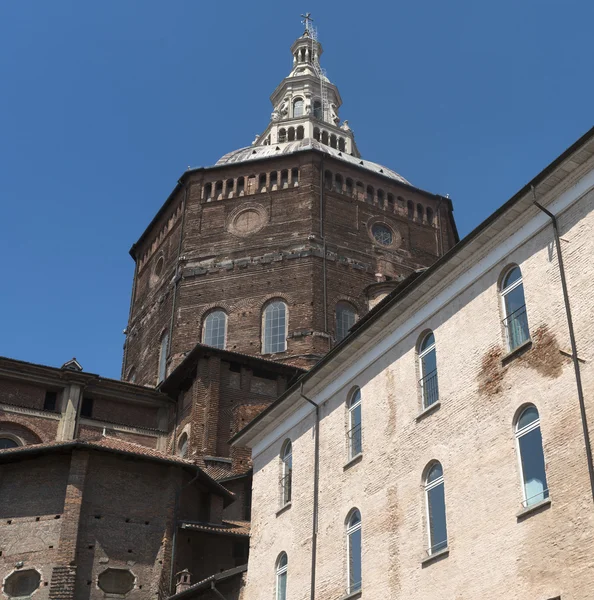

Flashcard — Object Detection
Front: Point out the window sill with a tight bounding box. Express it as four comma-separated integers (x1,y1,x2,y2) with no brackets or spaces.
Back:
421,547,449,567
275,502,292,517
343,453,363,471
501,339,532,365
340,589,362,600
415,401,441,422
516,497,551,521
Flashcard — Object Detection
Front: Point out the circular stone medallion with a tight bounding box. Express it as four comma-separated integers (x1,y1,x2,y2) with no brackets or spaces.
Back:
227,204,268,237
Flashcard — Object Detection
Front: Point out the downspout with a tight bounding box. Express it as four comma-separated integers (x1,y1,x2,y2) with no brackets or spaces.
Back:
167,181,189,359
170,470,200,594
533,188,594,503
300,383,320,600
319,155,328,339
210,581,229,600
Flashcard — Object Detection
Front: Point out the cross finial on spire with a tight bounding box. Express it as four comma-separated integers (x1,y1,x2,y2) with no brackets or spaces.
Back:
301,12,314,34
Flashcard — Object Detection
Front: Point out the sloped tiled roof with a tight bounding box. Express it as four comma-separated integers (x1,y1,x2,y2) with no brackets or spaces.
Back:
167,565,247,600
180,520,250,537
0,437,234,503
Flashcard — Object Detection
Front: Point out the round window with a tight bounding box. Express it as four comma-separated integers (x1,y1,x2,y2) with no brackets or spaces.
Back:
98,569,135,595
5,569,41,597
371,223,393,246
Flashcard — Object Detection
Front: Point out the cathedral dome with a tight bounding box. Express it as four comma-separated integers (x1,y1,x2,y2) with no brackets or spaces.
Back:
215,139,411,185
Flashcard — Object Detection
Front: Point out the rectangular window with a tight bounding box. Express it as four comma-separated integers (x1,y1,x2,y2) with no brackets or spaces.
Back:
43,391,58,412
427,482,447,553
80,397,93,418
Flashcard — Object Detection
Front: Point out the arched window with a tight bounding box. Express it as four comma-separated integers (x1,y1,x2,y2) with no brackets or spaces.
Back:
313,127,320,141
417,203,424,221
345,178,354,197
418,332,439,409
387,193,395,212
321,131,329,145
0,437,19,449
336,302,356,343
226,178,235,198
276,552,288,600
263,300,288,354
500,266,530,351
288,127,295,142
178,433,188,458
377,189,385,208
334,174,343,194
204,182,212,201
426,207,434,225
296,125,304,140
338,137,346,152
347,388,362,459
291,167,299,186
313,100,323,119
355,182,364,201
258,173,267,192
516,406,549,507
158,332,168,384
293,97,304,117
346,509,362,594
366,186,374,204
425,462,447,554
270,171,278,189
215,180,223,200
407,200,414,219
237,176,245,196
281,169,289,188
280,440,292,505
202,310,227,349
330,134,337,149
278,129,287,143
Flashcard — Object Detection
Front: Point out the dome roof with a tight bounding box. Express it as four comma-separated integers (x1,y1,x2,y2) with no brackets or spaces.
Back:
215,139,411,185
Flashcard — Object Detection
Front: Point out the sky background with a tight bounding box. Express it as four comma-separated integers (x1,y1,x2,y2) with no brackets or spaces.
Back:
0,0,592,379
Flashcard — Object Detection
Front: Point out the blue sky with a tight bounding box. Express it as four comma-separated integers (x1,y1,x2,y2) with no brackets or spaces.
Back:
0,1,592,378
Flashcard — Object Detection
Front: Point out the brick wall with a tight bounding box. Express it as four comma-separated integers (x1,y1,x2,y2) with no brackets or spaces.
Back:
124,152,456,386
243,172,594,598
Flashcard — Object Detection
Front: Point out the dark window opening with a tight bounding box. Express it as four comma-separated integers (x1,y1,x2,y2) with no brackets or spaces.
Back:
44,391,58,412
81,397,93,418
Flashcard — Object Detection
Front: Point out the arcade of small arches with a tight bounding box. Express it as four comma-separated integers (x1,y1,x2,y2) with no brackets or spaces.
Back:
323,169,436,226
203,168,300,201
261,125,348,151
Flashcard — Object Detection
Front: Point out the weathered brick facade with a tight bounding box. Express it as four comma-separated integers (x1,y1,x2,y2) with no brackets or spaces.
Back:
235,129,594,599
0,25,461,600
123,153,457,386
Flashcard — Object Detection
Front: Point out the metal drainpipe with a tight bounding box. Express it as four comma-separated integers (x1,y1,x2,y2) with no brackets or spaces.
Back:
300,383,320,600
210,581,229,600
533,189,594,503
319,155,328,338
170,471,200,594
167,181,189,359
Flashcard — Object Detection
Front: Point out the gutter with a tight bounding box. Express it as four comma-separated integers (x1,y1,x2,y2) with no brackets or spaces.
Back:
300,383,320,600
533,191,594,503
